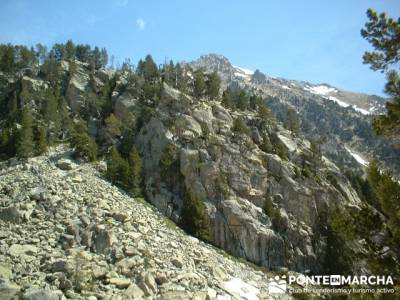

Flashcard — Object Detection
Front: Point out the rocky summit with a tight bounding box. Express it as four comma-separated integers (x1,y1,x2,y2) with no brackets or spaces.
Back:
0,146,292,299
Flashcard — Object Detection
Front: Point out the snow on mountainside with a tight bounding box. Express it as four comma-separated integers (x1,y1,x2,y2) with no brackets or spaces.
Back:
302,84,378,115
304,84,338,95
192,54,387,116
345,147,369,166
190,54,400,177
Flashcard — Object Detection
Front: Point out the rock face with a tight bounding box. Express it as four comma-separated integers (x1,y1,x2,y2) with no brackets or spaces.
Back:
0,147,292,299
133,82,363,274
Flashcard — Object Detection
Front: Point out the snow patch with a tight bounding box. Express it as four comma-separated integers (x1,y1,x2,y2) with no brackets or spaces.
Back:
234,72,250,79
222,278,259,300
233,65,254,75
328,96,349,108
352,105,370,115
345,147,368,166
281,85,291,90
304,85,337,95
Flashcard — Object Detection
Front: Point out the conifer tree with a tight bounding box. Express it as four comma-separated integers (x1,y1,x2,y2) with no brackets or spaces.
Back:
180,188,211,242
361,9,400,142
236,90,249,111
232,117,250,135
106,146,128,185
126,145,143,196
284,108,300,135
103,113,121,147
0,44,15,73
70,121,97,161
221,89,235,109
193,70,206,99
36,126,48,155
205,71,221,99
16,109,34,159
138,55,158,81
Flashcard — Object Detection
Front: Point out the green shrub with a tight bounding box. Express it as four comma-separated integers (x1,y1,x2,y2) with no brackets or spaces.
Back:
232,117,250,135
70,121,97,162
180,188,211,242
274,143,288,160
216,169,229,199
160,142,178,168
263,196,287,233
263,196,274,216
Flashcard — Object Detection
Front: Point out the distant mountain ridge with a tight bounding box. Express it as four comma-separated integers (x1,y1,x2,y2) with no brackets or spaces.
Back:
190,54,399,176
191,53,387,115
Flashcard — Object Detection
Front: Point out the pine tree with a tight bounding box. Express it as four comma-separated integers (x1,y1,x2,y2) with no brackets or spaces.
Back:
193,70,206,99
258,104,273,120
236,90,249,111
232,117,250,135
0,44,15,73
205,71,221,99
36,126,48,155
138,55,158,81
374,173,400,242
70,121,97,161
126,145,143,196
0,128,16,159
361,9,400,142
65,40,75,60
16,109,34,159
221,89,235,109
106,146,128,186
103,113,121,147
284,108,300,135
180,188,211,242
100,48,108,68
367,159,382,188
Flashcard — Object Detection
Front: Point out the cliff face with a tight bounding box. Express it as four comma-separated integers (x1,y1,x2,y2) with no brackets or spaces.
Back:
124,82,362,274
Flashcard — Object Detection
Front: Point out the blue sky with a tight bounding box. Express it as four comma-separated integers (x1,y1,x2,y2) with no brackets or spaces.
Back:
0,1,399,96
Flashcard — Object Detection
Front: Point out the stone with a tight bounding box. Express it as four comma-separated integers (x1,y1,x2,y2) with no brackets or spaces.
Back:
93,228,115,254
124,246,136,257
0,207,21,224
138,272,157,296
51,259,72,274
56,159,74,170
155,273,168,285
111,211,128,223
8,244,38,257
0,279,20,300
72,174,83,183
124,283,145,299
162,291,192,300
171,257,184,268
22,289,58,300
206,287,217,300
109,277,131,289
29,187,47,201
0,265,12,281
92,266,108,279
193,291,208,300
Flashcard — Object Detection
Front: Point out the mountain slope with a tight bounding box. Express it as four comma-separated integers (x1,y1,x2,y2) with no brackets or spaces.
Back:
0,43,398,297
190,54,399,176
0,147,291,299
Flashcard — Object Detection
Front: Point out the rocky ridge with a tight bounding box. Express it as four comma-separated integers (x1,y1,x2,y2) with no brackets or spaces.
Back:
0,146,292,300
190,54,399,176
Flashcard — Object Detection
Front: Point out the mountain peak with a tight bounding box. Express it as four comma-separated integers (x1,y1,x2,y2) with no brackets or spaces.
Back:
192,53,234,74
